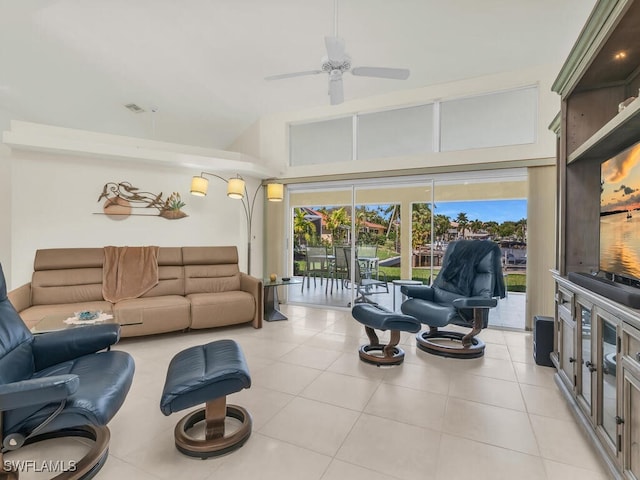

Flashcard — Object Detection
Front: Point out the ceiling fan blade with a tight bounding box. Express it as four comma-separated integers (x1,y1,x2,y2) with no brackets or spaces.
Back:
351,66,410,80
324,36,346,63
328,70,344,105
265,70,323,81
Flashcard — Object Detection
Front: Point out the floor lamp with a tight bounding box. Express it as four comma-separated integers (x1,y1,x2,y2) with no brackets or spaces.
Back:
190,172,283,275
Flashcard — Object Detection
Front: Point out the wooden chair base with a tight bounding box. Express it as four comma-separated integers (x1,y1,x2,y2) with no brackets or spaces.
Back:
416,330,485,359
0,425,110,480
174,400,252,459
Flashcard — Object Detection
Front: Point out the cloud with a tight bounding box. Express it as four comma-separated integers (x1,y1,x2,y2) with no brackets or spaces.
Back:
605,191,640,211
614,184,639,195
602,144,640,183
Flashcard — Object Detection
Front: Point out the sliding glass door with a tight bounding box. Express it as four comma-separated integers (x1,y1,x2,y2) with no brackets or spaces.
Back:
283,170,528,329
287,187,354,308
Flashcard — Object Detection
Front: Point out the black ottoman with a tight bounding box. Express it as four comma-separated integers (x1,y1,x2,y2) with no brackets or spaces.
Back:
160,339,252,458
351,303,422,365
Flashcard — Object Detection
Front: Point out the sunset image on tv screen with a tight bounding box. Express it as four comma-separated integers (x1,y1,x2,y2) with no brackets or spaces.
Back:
600,141,640,280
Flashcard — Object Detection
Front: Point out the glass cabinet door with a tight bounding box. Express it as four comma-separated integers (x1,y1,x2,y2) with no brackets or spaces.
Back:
623,370,640,480
578,301,593,413
599,312,618,449
560,315,576,389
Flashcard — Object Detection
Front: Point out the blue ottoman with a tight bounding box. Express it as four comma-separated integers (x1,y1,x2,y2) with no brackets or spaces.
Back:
160,339,252,458
351,303,421,365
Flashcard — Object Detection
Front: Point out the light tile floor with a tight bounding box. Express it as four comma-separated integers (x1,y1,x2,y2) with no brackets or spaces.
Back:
286,279,527,330
5,305,612,480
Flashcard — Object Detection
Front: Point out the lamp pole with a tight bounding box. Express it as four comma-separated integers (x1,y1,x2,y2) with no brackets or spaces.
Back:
241,184,261,276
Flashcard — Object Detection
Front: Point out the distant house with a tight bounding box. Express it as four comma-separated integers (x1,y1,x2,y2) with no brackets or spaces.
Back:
360,220,386,236
298,207,350,244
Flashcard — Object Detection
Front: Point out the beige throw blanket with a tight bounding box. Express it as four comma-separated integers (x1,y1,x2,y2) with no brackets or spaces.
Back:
102,246,159,303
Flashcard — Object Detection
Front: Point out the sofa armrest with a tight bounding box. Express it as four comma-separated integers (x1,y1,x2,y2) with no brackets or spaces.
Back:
0,375,79,411
240,273,263,329
32,324,121,371
8,283,32,313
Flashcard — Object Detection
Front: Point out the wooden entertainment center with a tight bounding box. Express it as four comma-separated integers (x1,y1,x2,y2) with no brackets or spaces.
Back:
552,1,640,478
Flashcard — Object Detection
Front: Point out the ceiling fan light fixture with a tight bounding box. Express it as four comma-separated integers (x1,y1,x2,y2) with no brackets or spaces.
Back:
264,0,410,105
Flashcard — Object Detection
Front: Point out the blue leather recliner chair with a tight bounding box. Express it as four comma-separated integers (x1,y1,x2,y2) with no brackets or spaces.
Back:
401,240,506,359
0,264,135,479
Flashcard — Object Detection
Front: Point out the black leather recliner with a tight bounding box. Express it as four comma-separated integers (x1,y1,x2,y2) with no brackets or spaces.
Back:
0,263,135,479
401,240,506,359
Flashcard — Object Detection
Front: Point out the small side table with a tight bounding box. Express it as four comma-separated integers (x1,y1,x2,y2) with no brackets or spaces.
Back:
392,279,423,311
263,278,303,321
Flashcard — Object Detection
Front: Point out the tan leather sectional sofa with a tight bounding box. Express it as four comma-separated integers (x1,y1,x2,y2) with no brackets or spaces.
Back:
8,246,263,337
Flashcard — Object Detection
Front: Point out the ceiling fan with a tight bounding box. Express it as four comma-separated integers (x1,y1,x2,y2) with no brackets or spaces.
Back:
265,1,410,105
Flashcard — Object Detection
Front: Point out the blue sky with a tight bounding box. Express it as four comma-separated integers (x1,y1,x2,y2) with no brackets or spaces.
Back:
434,199,527,223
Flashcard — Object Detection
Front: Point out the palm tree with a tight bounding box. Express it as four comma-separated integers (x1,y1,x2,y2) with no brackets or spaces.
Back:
293,208,316,246
412,203,432,248
470,219,484,235
326,207,350,245
455,212,469,239
434,214,451,242
515,218,527,242
483,221,499,239
382,205,397,239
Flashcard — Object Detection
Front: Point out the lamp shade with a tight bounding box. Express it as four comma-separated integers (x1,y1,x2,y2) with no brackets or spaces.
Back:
227,177,245,199
266,183,284,202
190,176,209,196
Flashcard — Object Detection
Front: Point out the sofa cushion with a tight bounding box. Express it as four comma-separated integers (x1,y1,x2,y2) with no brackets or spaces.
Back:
142,265,185,297
114,295,191,337
184,265,241,294
32,268,105,306
182,246,238,265
188,291,256,329
34,248,104,271
157,247,183,266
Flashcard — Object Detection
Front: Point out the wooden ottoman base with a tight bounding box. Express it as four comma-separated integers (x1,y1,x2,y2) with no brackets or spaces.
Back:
174,397,252,459
359,327,406,366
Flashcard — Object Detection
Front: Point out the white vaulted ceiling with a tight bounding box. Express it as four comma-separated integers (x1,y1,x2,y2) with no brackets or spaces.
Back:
0,0,596,150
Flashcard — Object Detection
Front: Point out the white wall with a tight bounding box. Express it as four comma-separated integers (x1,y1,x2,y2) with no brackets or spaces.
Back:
7,149,263,289
0,108,20,284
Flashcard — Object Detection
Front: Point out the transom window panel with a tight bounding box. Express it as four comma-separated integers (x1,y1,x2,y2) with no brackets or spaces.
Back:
357,104,434,160
440,86,537,151
290,117,353,166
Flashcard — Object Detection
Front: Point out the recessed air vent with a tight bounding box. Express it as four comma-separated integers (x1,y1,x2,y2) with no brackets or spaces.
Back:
124,103,146,114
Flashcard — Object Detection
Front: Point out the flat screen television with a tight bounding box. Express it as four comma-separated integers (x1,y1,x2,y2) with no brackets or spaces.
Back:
600,139,640,287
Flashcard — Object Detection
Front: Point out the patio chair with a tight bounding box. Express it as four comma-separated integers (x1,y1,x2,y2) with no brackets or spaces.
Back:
302,246,332,293
344,247,388,304
357,245,379,279
332,245,349,290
